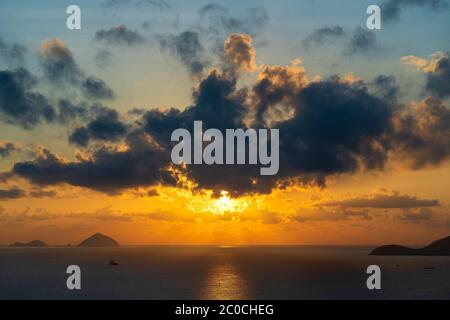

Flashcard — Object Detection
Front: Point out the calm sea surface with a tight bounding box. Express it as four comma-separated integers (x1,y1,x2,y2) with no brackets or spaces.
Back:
0,246,449,299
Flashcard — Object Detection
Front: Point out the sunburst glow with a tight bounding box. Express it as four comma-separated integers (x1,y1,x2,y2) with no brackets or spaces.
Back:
189,191,250,215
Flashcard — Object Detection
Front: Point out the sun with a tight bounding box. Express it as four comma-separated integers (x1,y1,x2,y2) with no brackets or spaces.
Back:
207,191,250,215
186,190,250,215
217,191,233,213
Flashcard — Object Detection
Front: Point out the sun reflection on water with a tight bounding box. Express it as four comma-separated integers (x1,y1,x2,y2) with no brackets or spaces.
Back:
200,249,250,300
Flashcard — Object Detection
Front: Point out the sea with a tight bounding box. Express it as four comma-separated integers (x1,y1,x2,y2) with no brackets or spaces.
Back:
0,246,449,300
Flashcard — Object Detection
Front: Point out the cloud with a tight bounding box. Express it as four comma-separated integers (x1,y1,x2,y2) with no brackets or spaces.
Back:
82,76,116,100
8,35,450,196
56,99,90,124
302,25,346,49
425,53,450,98
100,0,170,11
382,0,447,23
0,187,25,200
100,0,131,10
1,70,419,195
135,0,171,10
392,97,450,168
13,134,176,194
252,60,309,125
38,39,84,85
399,208,434,222
95,25,147,46
66,207,133,222
157,31,210,77
371,75,400,103
401,51,446,72
223,33,258,74
147,189,159,196
0,141,19,159
401,52,450,99
322,192,440,208
38,39,116,99
0,68,55,129
295,209,371,223
0,207,59,226
259,210,281,224
0,37,27,66
29,189,57,198
346,27,377,54
69,108,128,147
198,4,269,38
95,49,114,68
0,64,114,129
276,76,394,183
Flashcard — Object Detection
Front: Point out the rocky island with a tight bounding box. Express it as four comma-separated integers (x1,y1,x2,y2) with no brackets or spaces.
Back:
10,240,48,247
78,233,120,247
370,235,450,256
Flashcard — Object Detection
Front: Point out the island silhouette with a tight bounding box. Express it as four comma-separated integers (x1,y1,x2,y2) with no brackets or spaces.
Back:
10,240,47,247
9,233,119,248
370,235,450,256
77,233,120,247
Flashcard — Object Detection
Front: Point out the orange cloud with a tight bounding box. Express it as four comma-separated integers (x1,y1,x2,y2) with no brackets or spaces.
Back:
223,33,258,74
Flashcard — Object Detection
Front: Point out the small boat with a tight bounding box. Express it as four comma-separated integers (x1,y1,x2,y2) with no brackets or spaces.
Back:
109,259,119,266
425,267,436,270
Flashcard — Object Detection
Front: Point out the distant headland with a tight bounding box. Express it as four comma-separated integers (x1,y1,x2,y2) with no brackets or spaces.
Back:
9,233,119,248
370,235,450,256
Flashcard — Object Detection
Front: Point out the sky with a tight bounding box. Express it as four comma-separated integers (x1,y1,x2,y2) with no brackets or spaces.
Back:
0,0,450,246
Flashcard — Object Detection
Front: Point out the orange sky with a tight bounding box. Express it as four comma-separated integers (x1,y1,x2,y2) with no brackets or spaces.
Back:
1,2,450,247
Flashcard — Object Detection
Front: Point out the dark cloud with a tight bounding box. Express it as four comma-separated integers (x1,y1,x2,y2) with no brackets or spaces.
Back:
95,25,147,46
38,39,84,85
56,99,90,123
371,75,400,103
276,76,393,182
295,209,371,223
382,0,447,22
82,76,116,100
0,68,55,129
38,39,116,100
0,37,27,66
0,141,19,159
147,189,159,196
392,97,450,168
198,4,269,38
13,133,176,194
8,67,437,196
346,27,377,54
95,49,114,68
322,192,440,208
0,187,25,200
0,65,113,129
7,35,450,196
157,31,210,77
29,189,58,198
69,109,127,147
425,53,450,98
302,26,346,49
